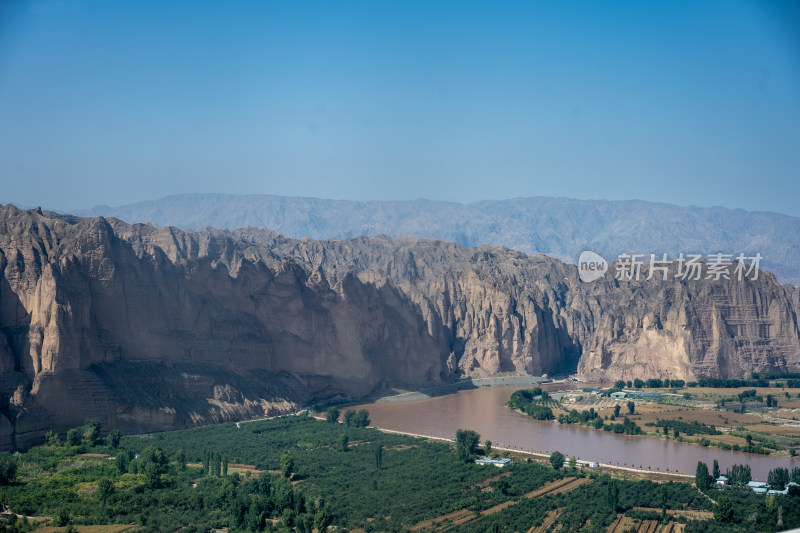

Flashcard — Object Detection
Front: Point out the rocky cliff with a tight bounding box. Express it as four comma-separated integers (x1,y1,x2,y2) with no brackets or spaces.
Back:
0,206,449,449
2,205,800,449
233,230,800,384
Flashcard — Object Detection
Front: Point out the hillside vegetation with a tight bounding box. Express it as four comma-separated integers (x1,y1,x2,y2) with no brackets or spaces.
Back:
1,416,799,532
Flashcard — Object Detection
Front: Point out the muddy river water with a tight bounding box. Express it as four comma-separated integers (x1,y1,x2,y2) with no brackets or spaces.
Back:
352,385,798,480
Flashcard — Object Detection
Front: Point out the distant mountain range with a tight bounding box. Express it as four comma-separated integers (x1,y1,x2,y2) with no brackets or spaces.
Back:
79,194,800,285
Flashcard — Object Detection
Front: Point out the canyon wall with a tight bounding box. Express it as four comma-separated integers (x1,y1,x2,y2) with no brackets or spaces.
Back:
0,206,448,448
1,205,799,448
244,230,800,384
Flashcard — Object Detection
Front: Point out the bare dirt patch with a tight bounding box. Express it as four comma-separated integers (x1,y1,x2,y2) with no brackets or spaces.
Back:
690,387,800,397
388,444,419,451
748,423,800,436
633,507,713,520
633,406,759,427
516,477,586,500
773,408,800,419
637,519,659,533
0,513,50,526
631,404,683,415
703,434,748,446
606,514,624,533
187,462,265,476
227,463,265,475
606,514,642,533
409,477,591,532
409,509,475,532
528,508,563,533
538,477,592,497
77,453,113,459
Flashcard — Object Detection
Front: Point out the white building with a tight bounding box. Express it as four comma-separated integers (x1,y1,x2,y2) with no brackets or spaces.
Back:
747,480,798,495
475,457,512,467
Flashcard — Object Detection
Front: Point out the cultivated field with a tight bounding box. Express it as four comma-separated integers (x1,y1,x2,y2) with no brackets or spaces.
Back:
547,385,800,455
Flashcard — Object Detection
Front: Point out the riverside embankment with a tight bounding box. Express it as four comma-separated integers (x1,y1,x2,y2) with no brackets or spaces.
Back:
351,385,798,480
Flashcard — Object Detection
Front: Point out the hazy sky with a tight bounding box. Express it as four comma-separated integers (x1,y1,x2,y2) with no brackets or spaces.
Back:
1,1,799,215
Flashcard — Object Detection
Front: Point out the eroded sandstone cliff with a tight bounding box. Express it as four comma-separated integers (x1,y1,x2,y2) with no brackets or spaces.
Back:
0,206,448,448
1,205,799,449
237,230,800,384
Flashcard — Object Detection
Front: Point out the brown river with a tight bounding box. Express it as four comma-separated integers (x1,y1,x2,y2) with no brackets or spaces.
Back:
352,385,798,481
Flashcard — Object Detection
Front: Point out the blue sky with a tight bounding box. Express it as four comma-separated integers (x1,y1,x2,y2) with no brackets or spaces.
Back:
1,0,799,214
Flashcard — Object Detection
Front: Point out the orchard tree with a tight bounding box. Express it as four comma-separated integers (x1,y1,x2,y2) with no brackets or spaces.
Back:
696,461,711,490
314,502,331,532
355,409,371,427
139,445,169,488
297,514,314,533
549,451,565,471
325,406,340,423
97,478,114,502
607,479,619,512
83,419,101,445
107,429,121,448
45,430,61,446
768,467,789,490
726,464,751,486
52,509,70,527
115,450,133,474
496,477,510,495
176,449,186,471
281,452,294,478
455,429,480,463
714,495,734,522
66,428,81,447
282,509,295,528
213,452,222,477
0,457,17,485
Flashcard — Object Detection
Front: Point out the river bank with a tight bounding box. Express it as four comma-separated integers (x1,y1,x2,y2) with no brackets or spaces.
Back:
375,375,547,403
372,426,693,481
350,385,799,479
